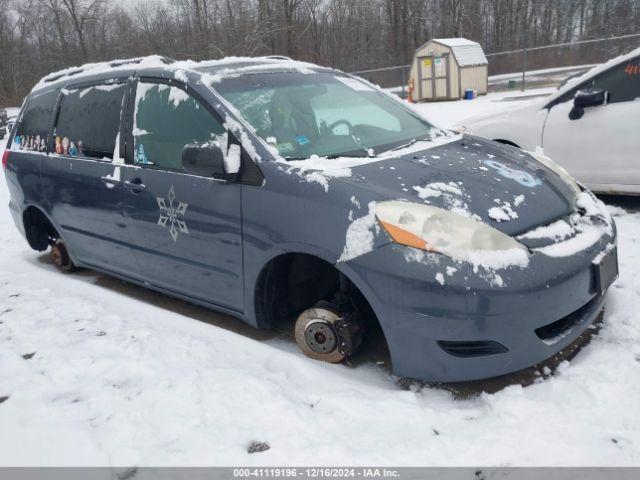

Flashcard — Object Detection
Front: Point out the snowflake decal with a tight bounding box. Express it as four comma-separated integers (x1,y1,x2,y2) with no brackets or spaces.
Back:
157,185,189,242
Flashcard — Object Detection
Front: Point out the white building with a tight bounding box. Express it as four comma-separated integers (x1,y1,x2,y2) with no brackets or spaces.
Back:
409,38,488,101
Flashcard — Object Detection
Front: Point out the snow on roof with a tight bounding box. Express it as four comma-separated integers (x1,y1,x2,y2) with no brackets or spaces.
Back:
193,56,328,83
191,55,322,73
31,55,173,92
433,38,479,47
430,38,488,67
31,55,328,93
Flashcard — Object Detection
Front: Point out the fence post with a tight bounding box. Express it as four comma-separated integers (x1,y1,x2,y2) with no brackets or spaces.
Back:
522,24,527,92
401,50,406,97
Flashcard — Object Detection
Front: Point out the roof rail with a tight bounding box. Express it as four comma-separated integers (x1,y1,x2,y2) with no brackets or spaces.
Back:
42,55,177,83
108,56,176,67
43,69,84,83
108,57,144,68
264,55,292,60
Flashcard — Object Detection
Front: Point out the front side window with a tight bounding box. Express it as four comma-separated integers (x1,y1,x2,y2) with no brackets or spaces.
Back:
586,57,640,103
133,82,225,171
213,72,443,159
55,83,126,159
12,89,59,153
556,57,640,106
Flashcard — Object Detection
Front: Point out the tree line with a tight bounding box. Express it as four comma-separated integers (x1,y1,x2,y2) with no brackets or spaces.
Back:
1,0,640,105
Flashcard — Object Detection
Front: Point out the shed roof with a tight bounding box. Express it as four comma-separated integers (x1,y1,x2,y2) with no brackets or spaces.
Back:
427,38,488,67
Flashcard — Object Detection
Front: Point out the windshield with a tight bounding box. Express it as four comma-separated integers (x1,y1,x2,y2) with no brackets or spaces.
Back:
212,71,443,159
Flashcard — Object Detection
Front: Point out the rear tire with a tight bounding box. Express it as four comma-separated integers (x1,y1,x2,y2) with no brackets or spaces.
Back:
294,307,346,364
51,241,75,272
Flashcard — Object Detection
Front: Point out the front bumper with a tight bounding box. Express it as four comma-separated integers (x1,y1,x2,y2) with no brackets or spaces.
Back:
343,227,616,383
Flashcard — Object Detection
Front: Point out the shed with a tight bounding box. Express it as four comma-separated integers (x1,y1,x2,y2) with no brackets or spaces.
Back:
409,38,488,101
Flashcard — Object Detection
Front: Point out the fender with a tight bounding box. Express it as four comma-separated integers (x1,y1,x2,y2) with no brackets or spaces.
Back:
247,241,387,339
20,203,83,267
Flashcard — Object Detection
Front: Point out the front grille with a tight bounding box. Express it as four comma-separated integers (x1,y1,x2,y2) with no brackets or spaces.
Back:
535,295,599,344
438,340,508,358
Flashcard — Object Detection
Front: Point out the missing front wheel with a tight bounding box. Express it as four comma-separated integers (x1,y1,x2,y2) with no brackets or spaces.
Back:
294,303,363,363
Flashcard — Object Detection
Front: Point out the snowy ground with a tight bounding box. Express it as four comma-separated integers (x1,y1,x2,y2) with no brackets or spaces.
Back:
1,92,640,467
487,64,596,91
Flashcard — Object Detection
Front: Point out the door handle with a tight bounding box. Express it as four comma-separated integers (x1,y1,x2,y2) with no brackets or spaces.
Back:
124,179,146,191
100,175,120,186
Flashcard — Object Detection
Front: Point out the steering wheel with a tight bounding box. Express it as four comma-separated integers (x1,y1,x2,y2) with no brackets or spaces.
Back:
327,119,353,135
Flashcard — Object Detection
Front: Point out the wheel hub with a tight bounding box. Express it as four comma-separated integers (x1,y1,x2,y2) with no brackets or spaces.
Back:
303,319,338,354
51,247,63,267
50,241,74,271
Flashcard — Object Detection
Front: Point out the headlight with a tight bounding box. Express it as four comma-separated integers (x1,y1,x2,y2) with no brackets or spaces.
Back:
529,148,581,196
375,201,528,265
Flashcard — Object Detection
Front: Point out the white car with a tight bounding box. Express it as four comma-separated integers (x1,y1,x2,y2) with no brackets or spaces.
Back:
1,107,20,139
463,47,640,195
5,107,20,129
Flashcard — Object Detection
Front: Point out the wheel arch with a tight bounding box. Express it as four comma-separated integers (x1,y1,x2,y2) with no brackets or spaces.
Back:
493,138,521,148
253,250,338,329
252,250,390,356
22,205,59,251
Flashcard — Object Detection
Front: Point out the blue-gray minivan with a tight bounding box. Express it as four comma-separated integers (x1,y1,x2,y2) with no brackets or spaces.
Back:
2,56,618,382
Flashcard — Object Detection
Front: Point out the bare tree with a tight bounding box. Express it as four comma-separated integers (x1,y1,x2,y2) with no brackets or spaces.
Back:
2,0,640,106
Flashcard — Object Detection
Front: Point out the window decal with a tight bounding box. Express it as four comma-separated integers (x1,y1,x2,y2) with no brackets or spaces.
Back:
484,160,541,188
135,143,150,164
12,134,47,152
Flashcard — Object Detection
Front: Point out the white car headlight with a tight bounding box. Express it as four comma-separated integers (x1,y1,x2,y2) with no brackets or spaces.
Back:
375,201,528,264
529,148,581,197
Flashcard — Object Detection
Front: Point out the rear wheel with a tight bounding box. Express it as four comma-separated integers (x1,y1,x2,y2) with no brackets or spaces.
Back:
51,240,75,272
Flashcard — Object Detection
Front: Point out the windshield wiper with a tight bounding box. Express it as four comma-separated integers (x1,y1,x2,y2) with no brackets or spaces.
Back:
282,147,372,161
385,136,432,154
326,153,369,159
378,130,448,156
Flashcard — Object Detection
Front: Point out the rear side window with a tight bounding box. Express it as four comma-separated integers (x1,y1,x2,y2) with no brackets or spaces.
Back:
132,82,225,171
54,83,126,159
12,89,59,153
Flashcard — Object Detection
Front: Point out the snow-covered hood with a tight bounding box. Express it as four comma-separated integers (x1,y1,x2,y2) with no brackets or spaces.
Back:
335,136,577,236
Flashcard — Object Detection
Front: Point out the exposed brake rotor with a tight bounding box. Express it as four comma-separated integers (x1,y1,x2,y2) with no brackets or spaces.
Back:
294,308,346,363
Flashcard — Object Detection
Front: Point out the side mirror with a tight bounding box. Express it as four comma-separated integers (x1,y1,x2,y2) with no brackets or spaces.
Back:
182,143,227,178
569,88,606,120
574,88,606,107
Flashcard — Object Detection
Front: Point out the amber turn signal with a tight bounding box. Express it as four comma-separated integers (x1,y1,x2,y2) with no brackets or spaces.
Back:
379,220,431,251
